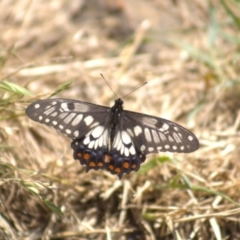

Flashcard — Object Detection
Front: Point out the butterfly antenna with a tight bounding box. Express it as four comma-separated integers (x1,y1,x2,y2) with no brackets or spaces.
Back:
121,81,148,99
100,74,119,99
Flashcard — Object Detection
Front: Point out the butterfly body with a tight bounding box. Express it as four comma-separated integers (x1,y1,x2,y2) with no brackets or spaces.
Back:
26,97,199,179
109,98,123,147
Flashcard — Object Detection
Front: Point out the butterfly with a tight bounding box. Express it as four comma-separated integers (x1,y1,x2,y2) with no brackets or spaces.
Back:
26,97,199,179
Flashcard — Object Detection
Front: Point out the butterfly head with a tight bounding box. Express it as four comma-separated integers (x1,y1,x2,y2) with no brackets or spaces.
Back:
115,98,123,107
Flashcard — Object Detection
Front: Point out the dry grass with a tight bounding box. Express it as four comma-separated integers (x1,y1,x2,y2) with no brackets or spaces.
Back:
0,0,240,239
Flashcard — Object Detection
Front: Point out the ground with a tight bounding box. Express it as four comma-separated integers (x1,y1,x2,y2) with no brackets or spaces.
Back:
0,0,240,239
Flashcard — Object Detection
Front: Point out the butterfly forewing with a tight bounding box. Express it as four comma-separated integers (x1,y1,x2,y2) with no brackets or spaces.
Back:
26,97,199,179
26,99,111,140
122,111,199,154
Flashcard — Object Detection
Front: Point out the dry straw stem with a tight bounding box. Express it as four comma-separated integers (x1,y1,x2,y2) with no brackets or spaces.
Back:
0,0,240,239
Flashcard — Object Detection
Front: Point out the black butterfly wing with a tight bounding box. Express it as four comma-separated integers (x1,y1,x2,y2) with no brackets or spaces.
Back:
26,98,111,140
105,109,198,178
26,98,120,174
121,110,199,154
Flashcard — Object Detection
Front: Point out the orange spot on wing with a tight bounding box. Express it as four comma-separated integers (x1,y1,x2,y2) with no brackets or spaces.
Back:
83,153,90,160
123,161,130,169
114,168,121,173
97,162,103,167
77,153,82,158
89,162,96,167
108,165,114,170
131,164,137,169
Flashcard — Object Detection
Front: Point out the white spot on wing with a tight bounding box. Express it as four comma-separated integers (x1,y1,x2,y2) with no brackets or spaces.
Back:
90,122,99,128
91,126,104,138
168,136,174,142
173,132,181,143
126,128,134,137
61,103,70,111
98,134,103,147
164,145,170,149
39,116,43,121
158,132,166,142
113,132,121,149
144,128,152,142
157,146,162,151
122,131,131,145
148,147,154,152
88,140,95,149
174,126,179,131
64,113,77,124
142,117,158,125
124,147,129,157
163,123,169,130
74,130,79,137
120,144,124,155
72,103,89,112
134,126,142,136
52,121,57,125
44,107,55,115
84,116,94,126
66,129,71,135
72,114,83,126
34,104,40,109
45,118,50,123
159,123,169,132
51,112,58,117
94,139,100,149
140,145,146,152
151,130,160,143
188,135,194,141
102,129,109,147
83,136,90,145
59,113,68,119
129,145,136,155
116,141,122,151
